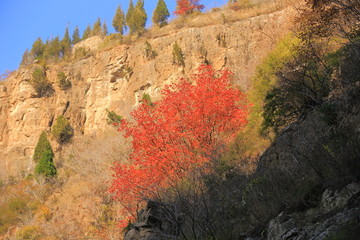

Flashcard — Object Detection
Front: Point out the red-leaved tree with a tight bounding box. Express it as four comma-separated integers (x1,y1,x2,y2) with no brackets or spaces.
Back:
110,65,248,227
174,0,205,15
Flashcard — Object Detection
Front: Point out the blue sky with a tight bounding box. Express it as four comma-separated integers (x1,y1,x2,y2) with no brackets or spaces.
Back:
0,0,226,74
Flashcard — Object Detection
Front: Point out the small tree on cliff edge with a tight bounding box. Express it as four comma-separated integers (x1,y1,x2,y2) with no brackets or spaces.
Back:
110,65,249,227
72,26,81,45
52,115,74,144
174,0,205,15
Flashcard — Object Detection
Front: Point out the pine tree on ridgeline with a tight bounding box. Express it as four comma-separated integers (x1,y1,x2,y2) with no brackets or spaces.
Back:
102,22,108,36
61,27,71,57
113,5,127,35
83,24,92,40
31,37,45,59
153,0,170,27
72,26,81,44
128,0,147,34
92,18,102,36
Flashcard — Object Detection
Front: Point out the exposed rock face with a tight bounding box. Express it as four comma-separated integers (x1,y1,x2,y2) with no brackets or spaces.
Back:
124,201,177,240
72,35,103,54
0,7,296,178
267,183,360,240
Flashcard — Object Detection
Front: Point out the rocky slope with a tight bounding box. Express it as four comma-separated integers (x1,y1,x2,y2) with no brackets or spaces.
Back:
0,6,296,179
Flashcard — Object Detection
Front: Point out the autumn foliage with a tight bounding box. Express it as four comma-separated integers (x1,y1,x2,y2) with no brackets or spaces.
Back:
110,65,248,227
174,0,205,15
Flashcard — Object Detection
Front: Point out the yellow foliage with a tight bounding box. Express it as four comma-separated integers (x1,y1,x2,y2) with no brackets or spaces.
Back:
248,33,300,136
221,34,300,166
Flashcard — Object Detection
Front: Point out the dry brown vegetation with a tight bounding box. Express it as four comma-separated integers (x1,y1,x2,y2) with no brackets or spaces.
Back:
146,0,299,38
0,127,130,239
95,0,300,53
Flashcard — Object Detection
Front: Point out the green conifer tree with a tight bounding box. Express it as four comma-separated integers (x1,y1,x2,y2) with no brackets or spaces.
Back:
126,0,135,33
153,0,170,27
43,37,62,60
72,26,81,44
83,25,92,39
33,131,53,163
113,5,126,35
61,27,71,57
92,18,102,36
132,0,147,33
31,38,45,59
35,149,57,177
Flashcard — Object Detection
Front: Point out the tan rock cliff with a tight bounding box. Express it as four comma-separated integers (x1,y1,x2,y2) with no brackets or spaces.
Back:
0,6,296,178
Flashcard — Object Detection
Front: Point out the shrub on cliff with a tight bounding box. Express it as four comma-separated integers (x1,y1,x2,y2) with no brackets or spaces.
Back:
33,131,53,163
57,72,71,90
30,68,53,97
106,109,123,125
144,41,157,60
172,42,185,67
52,115,74,144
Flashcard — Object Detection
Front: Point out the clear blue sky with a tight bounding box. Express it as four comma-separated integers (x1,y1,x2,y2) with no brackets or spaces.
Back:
0,0,226,74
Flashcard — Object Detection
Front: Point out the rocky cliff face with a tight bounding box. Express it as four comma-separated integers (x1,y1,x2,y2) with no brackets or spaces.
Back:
0,7,296,179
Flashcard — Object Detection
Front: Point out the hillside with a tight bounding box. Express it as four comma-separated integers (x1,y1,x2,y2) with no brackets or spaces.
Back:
0,3,295,179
